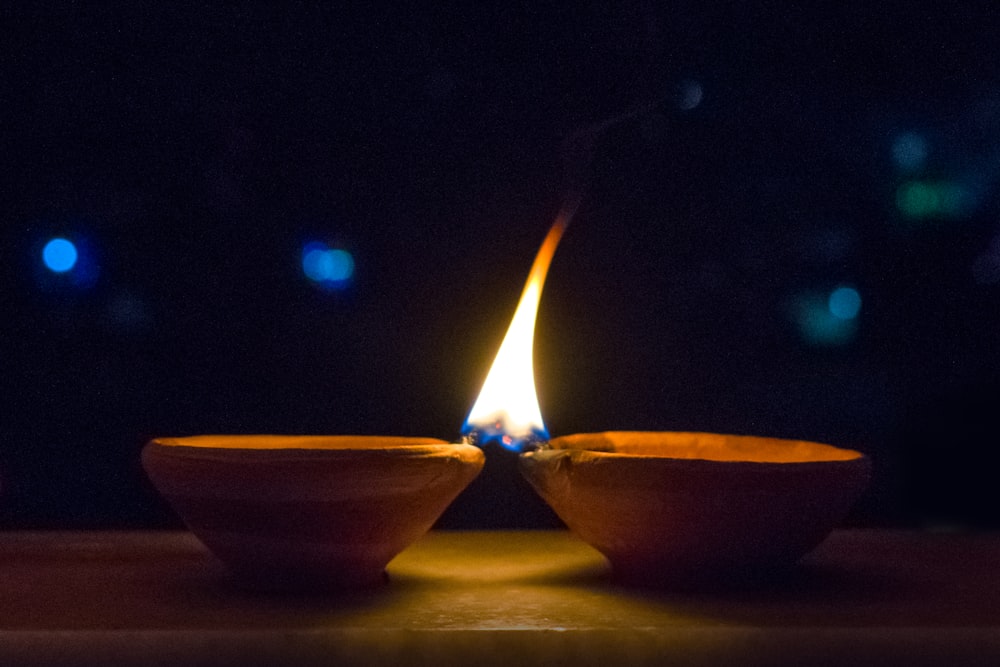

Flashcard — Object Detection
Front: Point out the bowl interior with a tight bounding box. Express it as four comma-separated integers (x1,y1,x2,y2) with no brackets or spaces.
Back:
152,435,452,451
547,431,865,463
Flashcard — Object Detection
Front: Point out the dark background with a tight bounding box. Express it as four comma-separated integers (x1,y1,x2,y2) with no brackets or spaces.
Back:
2,2,998,529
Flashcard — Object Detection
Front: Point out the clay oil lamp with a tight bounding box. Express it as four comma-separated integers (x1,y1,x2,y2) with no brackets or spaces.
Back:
464,214,871,588
142,435,483,590
520,431,870,587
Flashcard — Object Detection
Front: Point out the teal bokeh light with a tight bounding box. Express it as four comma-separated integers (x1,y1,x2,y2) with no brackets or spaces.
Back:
896,180,973,221
792,288,861,347
828,286,862,320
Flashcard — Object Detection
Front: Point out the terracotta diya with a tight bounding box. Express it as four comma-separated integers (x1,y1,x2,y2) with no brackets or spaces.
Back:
520,431,871,588
142,435,484,590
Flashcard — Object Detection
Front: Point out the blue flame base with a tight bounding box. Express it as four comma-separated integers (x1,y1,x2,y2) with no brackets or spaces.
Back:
461,423,549,452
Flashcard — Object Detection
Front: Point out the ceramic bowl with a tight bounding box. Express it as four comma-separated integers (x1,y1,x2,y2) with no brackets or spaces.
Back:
520,431,870,588
143,435,484,591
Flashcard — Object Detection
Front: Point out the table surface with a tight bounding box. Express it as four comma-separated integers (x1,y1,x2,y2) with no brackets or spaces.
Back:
0,529,998,666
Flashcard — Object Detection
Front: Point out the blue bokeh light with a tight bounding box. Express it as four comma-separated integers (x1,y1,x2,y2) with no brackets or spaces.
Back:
33,232,100,290
828,285,862,320
302,242,354,289
676,79,703,111
891,132,928,172
42,238,78,273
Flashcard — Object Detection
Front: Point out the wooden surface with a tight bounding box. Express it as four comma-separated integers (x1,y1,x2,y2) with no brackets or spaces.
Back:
0,530,998,666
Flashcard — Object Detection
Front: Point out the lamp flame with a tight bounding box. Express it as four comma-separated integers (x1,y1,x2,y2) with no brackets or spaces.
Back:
462,212,570,451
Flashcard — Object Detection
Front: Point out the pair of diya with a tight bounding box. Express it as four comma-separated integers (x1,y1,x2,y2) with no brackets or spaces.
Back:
143,431,869,590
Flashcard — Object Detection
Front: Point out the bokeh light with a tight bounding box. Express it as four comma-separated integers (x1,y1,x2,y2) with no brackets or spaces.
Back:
792,287,861,347
828,285,862,320
972,253,1000,285
35,233,100,290
676,79,703,111
42,238,78,273
972,234,1000,285
896,180,974,221
106,291,152,332
891,132,928,172
302,242,354,289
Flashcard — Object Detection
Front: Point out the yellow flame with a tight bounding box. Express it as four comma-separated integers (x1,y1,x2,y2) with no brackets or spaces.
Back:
465,213,570,447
